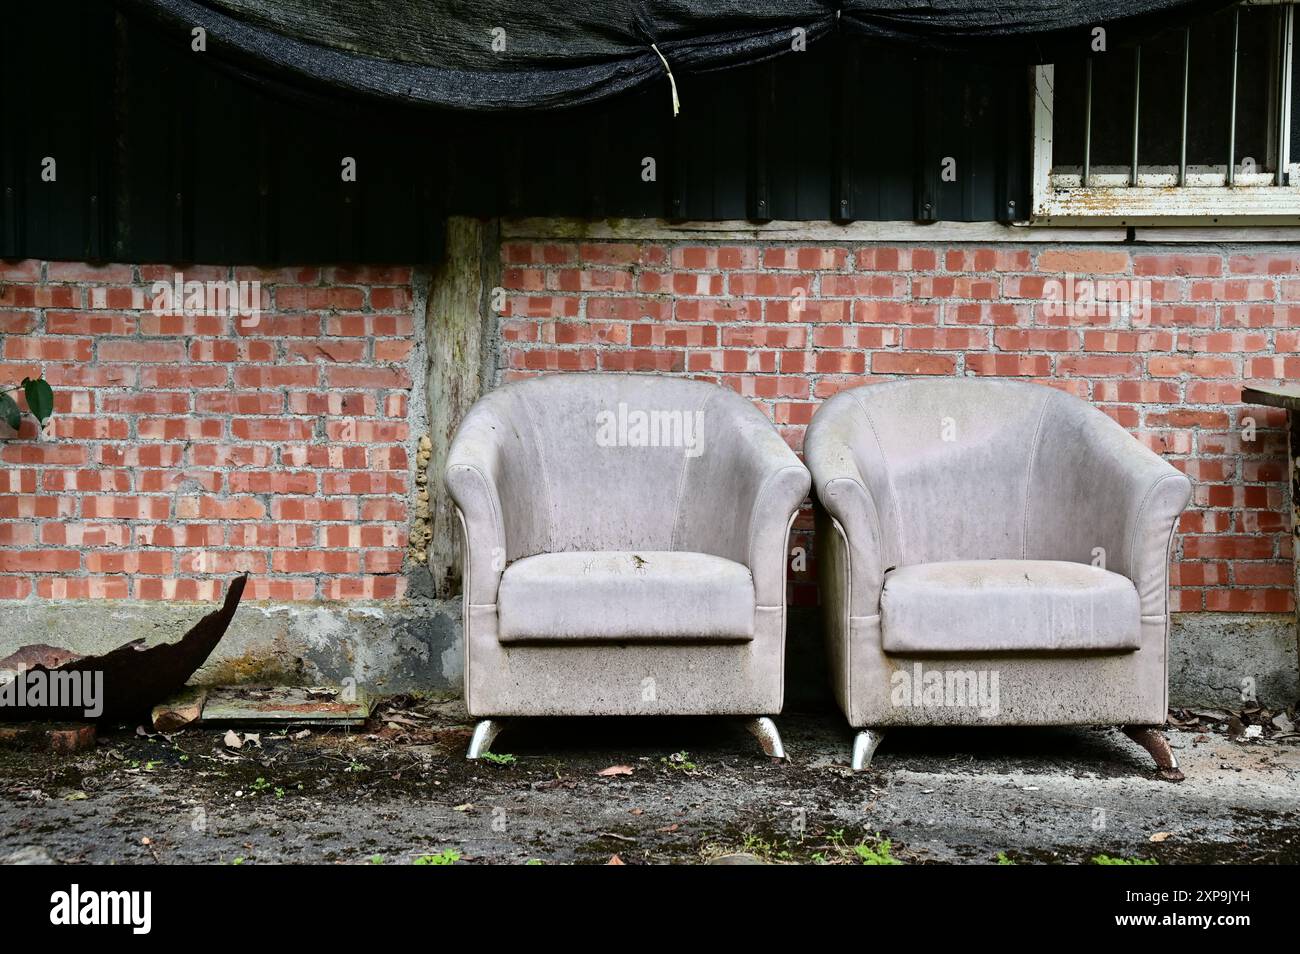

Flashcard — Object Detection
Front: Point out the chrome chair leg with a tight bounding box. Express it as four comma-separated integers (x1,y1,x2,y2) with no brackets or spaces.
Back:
744,717,786,760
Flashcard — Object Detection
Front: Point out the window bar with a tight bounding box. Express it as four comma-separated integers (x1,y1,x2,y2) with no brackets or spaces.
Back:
1130,45,1141,186
1228,8,1239,186
1277,4,1294,186
1179,26,1190,187
1083,57,1093,187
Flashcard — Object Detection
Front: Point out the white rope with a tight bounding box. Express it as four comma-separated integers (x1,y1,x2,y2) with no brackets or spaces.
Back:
650,43,680,117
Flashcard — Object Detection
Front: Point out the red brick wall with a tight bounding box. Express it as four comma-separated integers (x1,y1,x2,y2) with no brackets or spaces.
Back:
499,238,1299,615
0,261,416,601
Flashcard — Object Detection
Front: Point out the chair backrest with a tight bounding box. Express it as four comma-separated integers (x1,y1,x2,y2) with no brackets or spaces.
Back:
475,373,747,558
818,378,1074,567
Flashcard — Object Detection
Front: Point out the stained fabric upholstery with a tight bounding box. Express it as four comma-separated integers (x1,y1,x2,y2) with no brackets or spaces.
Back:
498,551,755,644
880,559,1142,654
807,378,1191,728
446,372,808,717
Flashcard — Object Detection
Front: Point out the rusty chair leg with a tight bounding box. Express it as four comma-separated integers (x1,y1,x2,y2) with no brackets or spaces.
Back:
1123,725,1185,782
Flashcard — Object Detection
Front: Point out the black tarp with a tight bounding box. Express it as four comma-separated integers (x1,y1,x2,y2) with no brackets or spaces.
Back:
119,0,1236,111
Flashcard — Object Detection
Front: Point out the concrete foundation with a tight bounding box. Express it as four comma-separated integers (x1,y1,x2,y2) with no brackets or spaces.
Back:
0,598,463,698
0,601,1293,709
1168,611,1299,708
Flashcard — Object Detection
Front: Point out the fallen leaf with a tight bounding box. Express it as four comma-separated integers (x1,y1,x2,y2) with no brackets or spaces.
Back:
140,837,151,846
1149,832,1172,843
606,854,625,865
598,765,634,777
223,730,242,749
292,729,311,740
452,803,474,812
656,824,679,833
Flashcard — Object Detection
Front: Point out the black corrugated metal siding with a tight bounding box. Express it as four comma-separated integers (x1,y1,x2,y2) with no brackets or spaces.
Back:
1,0,1033,265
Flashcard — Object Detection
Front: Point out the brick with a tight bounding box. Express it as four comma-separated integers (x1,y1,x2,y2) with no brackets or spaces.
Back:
1037,249,1130,274
3,337,92,362
966,354,1053,376
0,550,80,572
1134,254,1222,277
872,352,956,375
47,262,133,283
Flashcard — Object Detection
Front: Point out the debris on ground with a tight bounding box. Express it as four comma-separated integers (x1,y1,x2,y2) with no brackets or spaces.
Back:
152,684,371,733
1,703,1297,865
1169,704,1300,744
0,574,246,723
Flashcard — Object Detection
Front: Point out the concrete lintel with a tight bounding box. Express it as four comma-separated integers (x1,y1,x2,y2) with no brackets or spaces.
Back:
499,217,1128,244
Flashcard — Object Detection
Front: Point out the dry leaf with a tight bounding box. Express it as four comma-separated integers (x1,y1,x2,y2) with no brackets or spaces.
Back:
1149,832,1172,843
606,854,625,865
657,824,679,833
597,765,633,777
628,807,644,816
223,729,242,749
452,803,474,812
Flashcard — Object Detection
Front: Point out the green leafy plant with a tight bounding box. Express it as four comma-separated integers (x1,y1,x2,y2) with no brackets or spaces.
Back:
1092,854,1157,866
414,849,461,865
0,376,53,431
660,751,697,772
995,851,1016,865
853,836,902,866
480,752,517,765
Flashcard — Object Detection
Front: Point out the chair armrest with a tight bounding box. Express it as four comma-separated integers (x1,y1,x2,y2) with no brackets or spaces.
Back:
805,408,890,618
444,406,509,606
739,435,811,608
673,402,810,609
1029,403,1192,619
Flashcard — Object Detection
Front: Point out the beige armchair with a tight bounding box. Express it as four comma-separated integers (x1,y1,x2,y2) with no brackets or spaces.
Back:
806,379,1191,776
445,373,810,759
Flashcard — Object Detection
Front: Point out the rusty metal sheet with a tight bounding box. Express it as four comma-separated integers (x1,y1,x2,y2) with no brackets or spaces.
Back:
0,574,247,723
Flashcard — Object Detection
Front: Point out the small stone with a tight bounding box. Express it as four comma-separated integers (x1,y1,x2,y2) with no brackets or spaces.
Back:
2,846,57,865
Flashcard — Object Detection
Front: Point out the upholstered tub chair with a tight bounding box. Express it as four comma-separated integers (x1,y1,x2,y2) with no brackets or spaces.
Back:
805,379,1191,777
444,373,811,760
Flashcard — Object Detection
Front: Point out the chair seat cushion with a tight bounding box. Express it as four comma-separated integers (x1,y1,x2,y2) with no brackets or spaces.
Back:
880,559,1141,654
497,551,755,644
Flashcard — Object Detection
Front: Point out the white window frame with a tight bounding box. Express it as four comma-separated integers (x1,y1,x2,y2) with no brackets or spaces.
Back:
1031,2,1300,225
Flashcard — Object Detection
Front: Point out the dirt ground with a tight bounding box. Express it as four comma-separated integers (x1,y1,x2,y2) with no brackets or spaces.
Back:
1,700,1297,865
